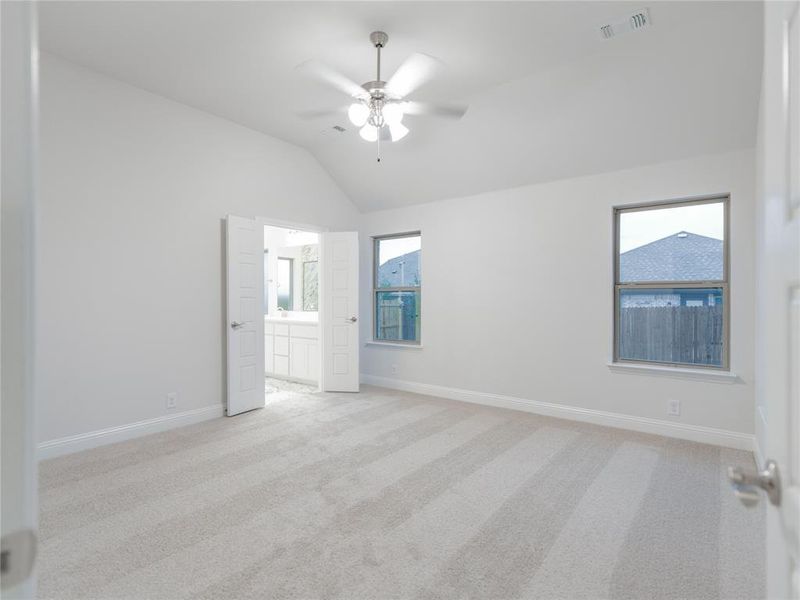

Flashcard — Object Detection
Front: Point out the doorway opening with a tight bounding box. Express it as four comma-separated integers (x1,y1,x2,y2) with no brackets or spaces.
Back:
263,224,320,400
227,215,359,415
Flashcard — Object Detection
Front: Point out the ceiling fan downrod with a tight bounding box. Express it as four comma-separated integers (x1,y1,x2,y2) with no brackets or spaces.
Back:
370,31,388,83
370,31,388,163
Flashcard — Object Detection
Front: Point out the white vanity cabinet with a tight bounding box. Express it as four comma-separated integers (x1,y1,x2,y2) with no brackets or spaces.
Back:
265,318,319,384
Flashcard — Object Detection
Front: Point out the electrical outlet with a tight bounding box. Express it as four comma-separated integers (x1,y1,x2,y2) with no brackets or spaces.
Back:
391,364,398,375
667,399,681,416
166,392,177,410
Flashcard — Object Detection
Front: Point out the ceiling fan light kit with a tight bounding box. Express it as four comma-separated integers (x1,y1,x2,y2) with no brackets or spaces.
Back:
300,30,468,162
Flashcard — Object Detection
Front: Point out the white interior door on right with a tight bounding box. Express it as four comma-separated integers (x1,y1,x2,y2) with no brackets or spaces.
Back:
746,2,800,598
320,232,359,392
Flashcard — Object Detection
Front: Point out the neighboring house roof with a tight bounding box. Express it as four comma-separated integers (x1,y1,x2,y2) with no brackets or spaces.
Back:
619,231,723,281
378,250,421,287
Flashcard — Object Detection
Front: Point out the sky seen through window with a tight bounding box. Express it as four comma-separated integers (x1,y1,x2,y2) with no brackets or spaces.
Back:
619,202,724,253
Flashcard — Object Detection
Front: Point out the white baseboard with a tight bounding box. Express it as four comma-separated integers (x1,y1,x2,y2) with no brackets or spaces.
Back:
38,404,224,460
361,374,755,451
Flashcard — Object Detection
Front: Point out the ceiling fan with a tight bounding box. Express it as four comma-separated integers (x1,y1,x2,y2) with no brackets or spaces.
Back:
297,31,468,160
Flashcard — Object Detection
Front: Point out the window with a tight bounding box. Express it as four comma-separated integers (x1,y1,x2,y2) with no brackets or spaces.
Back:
614,197,728,369
374,232,421,344
277,257,293,311
301,243,319,311
302,261,318,311
263,250,270,315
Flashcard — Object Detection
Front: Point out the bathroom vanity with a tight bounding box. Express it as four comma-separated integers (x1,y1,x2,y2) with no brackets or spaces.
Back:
264,314,319,385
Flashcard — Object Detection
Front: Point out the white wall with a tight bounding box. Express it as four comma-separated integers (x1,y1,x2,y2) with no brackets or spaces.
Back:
360,149,756,442
37,54,359,445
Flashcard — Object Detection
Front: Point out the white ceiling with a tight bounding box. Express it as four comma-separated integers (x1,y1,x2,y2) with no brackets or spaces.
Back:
39,1,763,212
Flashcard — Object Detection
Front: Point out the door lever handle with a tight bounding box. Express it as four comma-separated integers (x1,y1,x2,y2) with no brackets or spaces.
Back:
728,459,781,507
231,321,245,329
349,316,358,323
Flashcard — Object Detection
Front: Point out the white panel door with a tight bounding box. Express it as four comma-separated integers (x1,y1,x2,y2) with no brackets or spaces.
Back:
1,2,39,596
747,2,800,598
320,232,359,392
226,215,265,416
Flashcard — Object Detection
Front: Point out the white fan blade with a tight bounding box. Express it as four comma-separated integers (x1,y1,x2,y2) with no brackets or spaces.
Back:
296,107,347,120
402,101,468,119
389,122,409,142
385,53,443,98
295,60,367,99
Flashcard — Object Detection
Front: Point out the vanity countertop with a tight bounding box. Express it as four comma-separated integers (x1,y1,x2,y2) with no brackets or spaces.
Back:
265,314,318,326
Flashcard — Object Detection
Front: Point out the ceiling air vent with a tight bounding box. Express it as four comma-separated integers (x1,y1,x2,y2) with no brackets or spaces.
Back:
318,125,347,139
600,8,651,40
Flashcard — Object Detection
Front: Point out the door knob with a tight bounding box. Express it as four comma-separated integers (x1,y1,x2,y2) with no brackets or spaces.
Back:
349,316,358,323
1,529,36,590
231,321,245,329
728,459,781,507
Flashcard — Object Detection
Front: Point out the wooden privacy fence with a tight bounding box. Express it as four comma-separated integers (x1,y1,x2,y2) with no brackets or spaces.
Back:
618,305,723,365
377,300,401,340
377,294,418,341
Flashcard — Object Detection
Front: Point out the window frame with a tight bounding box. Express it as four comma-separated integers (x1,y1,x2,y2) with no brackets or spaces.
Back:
277,256,294,311
302,259,318,312
372,231,422,345
263,249,270,315
613,195,730,370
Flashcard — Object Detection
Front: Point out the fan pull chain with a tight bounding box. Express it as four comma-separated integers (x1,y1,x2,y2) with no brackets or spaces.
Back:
377,133,381,162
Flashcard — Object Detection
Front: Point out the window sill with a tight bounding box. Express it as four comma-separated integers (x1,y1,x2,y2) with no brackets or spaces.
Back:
365,341,424,350
607,362,741,384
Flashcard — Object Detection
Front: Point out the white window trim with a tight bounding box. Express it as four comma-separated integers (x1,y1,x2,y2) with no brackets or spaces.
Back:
612,194,730,371
372,231,422,345
607,361,740,383
365,341,425,350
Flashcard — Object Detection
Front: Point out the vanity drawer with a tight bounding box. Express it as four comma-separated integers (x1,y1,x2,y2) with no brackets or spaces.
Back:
290,324,318,339
273,323,289,337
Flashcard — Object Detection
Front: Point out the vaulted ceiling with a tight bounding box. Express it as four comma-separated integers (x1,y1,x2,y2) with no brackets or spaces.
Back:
39,1,763,212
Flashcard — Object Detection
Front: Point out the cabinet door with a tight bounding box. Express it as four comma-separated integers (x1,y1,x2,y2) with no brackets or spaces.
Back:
307,341,319,382
274,355,289,376
274,335,289,357
290,338,309,379
264,334,274,374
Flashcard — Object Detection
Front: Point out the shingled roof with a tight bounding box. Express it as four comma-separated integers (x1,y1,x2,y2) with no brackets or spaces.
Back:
377,250,421,287
619,231,723,282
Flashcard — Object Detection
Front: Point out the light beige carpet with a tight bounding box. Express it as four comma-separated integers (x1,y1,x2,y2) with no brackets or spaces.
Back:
38,385,764,599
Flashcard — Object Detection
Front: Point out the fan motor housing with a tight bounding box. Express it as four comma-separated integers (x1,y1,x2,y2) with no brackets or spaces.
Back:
362,80,387,96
